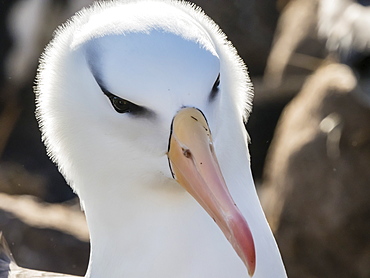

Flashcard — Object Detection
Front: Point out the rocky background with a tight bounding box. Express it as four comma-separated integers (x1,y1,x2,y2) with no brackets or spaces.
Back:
0,0,369,277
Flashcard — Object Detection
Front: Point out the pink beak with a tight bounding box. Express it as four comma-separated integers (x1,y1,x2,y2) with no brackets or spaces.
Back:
167,107,256,276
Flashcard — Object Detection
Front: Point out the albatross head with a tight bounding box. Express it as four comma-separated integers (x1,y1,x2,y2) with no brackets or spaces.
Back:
36,1,286,277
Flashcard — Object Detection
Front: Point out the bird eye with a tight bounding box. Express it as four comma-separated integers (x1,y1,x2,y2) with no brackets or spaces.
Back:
111,96,132,113
104,91,145,115
209,73,220,101
213,74,220,90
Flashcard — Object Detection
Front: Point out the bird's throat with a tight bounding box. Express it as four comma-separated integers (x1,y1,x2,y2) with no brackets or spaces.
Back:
82,179,248,278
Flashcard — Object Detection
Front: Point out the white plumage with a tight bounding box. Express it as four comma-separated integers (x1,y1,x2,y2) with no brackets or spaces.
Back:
28,1,287,277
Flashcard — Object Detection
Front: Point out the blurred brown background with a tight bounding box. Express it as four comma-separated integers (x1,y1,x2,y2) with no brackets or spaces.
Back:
0,0,369,277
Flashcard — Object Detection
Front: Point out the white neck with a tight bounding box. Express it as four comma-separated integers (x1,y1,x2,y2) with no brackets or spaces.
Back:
68,109,287,278
77,124,286,278
82,176,249,278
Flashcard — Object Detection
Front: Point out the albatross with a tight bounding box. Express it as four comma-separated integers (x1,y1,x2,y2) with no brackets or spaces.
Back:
2,1,287,277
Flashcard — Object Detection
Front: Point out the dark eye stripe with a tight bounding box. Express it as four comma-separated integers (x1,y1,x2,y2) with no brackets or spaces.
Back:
89,63,152,116
209,73,220,101
96,81,146,115
103,90,146,115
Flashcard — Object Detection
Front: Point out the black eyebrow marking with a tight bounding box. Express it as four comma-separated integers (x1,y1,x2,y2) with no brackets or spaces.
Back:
88,62,154,117
99,83,153,117
96,78,109,95
209,73,220,101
